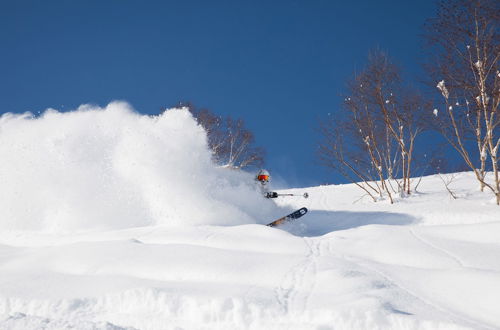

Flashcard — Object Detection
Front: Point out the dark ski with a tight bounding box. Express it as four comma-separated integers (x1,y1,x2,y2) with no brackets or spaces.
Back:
266,207,308,227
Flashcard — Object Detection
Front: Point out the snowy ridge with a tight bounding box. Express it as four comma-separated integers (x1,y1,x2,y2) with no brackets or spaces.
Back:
0,104,499,329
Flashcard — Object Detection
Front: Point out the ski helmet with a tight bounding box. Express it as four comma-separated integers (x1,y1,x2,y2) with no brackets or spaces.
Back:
256,169,270,184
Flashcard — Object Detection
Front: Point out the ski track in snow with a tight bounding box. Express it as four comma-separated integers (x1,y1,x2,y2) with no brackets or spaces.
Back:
345,254,494,330
406,228,500,329
274,237,324,317
409,228,465,268
274,229,494,330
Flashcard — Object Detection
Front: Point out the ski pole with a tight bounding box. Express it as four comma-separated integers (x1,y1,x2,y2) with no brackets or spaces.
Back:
276,192,309,198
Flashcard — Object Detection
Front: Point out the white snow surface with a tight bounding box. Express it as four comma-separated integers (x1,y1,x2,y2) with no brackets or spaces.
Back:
1,103,499,330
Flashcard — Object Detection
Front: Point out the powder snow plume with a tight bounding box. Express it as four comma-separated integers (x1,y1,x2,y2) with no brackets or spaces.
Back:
0,102,280,232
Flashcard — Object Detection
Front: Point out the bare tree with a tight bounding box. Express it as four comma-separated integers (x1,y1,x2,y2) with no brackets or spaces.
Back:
319,51,427,203
185,104,265,170
359,52,429,195
425,0,500,204
218,116,265,169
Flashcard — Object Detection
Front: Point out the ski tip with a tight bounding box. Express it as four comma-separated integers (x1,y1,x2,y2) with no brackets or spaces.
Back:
266,207,308,227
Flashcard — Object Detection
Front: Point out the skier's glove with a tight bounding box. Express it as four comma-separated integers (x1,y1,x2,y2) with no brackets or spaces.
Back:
265,192,279,199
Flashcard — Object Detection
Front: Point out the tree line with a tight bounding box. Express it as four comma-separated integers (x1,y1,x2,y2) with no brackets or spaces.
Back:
166,0,498,205
318,0,499,205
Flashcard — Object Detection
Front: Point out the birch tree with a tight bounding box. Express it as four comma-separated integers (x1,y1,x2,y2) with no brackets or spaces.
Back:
318,51,427,202
425,0,500,204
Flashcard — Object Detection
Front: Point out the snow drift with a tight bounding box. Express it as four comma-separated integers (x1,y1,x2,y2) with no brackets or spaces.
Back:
0,102,280,232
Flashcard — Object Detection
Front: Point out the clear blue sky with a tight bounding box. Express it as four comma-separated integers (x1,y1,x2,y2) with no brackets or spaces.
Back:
0,0,436,187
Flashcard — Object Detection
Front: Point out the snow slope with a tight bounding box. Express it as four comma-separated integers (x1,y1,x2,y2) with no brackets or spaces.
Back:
0,104,499,330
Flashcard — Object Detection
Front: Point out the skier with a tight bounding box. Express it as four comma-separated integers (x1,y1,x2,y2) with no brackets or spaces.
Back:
256,169,278,198
256,169,309,227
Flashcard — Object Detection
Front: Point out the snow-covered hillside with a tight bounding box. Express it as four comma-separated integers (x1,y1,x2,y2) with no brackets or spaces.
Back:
0,104,499,330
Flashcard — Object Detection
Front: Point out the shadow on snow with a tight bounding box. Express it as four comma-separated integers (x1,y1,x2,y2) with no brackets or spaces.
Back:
280,209,418,237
